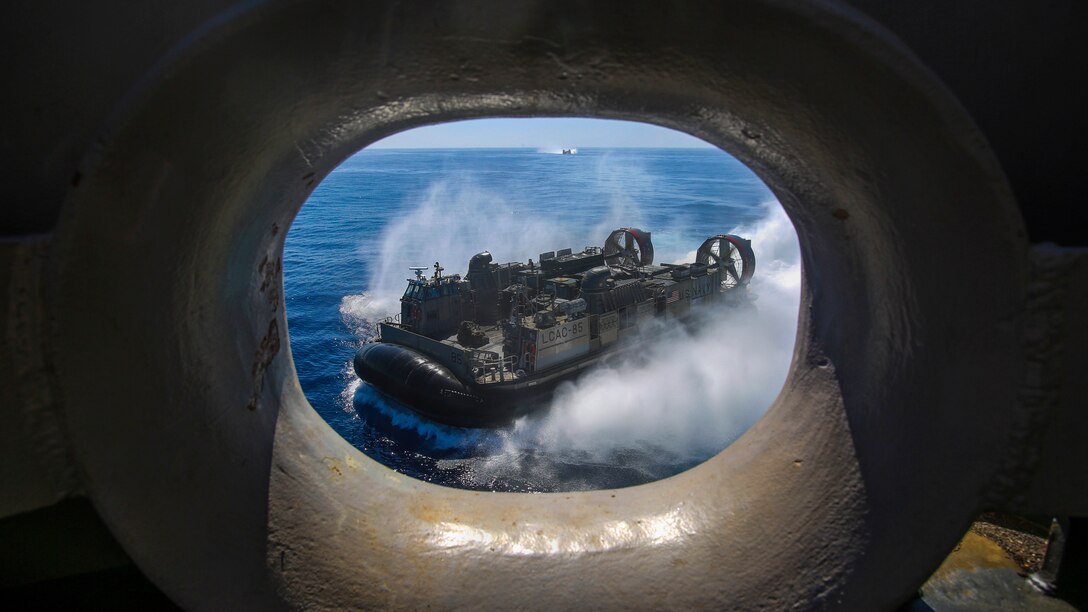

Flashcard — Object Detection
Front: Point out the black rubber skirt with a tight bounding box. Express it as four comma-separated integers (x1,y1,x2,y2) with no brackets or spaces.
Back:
354,342,529,427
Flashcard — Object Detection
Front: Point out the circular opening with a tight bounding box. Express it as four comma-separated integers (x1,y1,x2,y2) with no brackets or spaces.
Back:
285,118,801,492
48,1,1028,606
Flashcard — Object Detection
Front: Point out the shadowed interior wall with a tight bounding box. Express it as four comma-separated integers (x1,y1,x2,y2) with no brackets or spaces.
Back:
1,1,1085,608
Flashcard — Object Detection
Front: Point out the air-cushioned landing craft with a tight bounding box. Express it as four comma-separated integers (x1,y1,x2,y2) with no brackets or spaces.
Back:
353,228,755,427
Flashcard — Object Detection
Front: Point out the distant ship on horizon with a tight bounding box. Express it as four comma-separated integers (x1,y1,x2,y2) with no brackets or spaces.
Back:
561,148,577,154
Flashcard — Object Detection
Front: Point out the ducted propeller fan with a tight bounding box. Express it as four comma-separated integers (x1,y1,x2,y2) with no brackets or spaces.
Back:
603,227,654,268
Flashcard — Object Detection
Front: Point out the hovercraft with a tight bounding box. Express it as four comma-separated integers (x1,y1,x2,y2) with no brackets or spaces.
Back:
354,228,755,427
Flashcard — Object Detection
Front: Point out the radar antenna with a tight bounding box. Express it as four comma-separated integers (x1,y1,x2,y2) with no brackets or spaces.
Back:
408,266,428,281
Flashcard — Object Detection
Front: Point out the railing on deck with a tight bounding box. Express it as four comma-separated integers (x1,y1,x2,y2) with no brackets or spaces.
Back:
468,352,521,384
374,312,402,338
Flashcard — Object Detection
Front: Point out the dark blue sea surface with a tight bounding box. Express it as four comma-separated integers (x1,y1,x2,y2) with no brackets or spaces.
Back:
284,148,796,492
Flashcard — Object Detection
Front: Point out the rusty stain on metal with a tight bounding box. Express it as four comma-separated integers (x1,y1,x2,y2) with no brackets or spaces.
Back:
323,457,343,478
257,254,282,312
247,319,280,411
248,237,284,411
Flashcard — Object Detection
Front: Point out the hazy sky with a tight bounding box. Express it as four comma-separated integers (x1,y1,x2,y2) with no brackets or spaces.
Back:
368,117,713,149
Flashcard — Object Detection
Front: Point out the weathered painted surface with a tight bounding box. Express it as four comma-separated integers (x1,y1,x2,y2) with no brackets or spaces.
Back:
1,0,1087,609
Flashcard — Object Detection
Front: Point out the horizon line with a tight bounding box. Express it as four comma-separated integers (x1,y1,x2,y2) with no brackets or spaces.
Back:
361,145,718,150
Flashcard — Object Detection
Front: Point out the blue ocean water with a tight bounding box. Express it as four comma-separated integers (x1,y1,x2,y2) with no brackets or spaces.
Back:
284,147,798,492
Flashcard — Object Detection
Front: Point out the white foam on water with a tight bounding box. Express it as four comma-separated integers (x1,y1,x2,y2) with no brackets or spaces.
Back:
339,292,398,339
354,384,493,451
